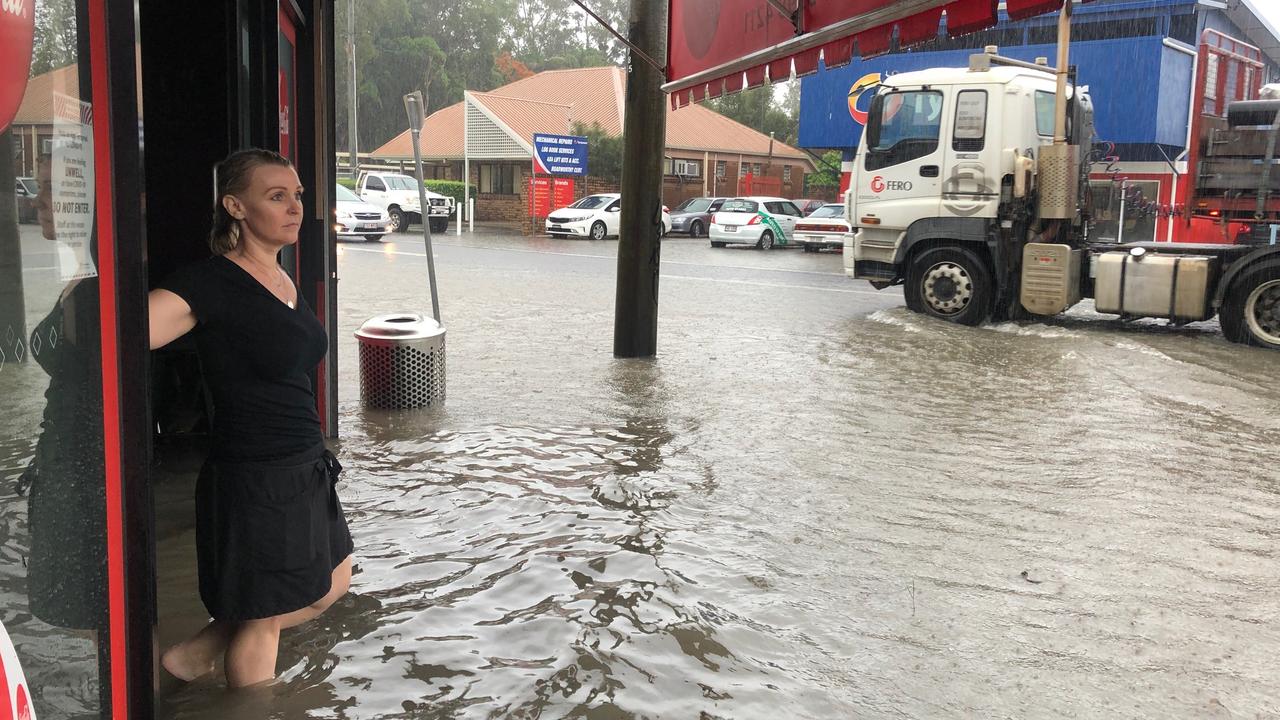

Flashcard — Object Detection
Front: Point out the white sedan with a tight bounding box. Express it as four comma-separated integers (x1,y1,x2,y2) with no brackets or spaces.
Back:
793,203,851,252
708,196,803,249
546,193,671,239
334,183,391,242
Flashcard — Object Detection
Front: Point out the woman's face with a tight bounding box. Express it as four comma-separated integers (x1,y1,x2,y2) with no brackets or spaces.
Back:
36,160,55,240
225,164,304,248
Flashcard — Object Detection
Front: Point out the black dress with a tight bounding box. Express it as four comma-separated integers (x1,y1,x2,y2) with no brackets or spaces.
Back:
26,279,108,630
159,255,353,621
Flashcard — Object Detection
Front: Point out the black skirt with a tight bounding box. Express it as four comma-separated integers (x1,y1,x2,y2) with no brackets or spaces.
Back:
196,444,354,621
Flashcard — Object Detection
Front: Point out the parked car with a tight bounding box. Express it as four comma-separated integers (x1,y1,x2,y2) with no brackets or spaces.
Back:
793,203,850,252
668,196,726,237
708,196,803,249
15,177,37,224
546,193,671,239
334,183,391,242
792,198,827,217
356,170,453,233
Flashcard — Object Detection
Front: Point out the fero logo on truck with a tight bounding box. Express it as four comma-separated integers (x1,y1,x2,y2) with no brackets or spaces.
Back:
870,176,912,193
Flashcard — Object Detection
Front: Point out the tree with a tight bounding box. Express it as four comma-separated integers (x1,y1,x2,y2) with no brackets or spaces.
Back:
806,150,843,188
30,0,77,76
495,52,534,83
706,81,799,147
571,121,623,183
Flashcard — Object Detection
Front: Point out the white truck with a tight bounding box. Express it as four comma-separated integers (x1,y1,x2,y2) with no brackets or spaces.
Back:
356,170,454,233
845,47,1280,350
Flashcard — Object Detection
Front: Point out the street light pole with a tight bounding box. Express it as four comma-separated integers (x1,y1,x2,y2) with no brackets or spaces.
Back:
404,91,441,323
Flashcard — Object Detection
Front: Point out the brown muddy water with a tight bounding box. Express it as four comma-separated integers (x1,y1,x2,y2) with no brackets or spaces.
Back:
4,231,1279,719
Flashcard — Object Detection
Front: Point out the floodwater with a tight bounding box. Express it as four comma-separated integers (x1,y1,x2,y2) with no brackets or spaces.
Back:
5,225,1280,719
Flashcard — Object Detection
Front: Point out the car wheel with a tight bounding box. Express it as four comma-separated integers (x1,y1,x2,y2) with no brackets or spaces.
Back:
690,220,704,237
757,230,774,250
590,221,607,241
364,235,382,243
388,207,405,233
1220,259,1280,349
906,245,993,325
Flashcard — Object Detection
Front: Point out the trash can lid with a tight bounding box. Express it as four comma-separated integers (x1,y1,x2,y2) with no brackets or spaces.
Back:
355,313,445,340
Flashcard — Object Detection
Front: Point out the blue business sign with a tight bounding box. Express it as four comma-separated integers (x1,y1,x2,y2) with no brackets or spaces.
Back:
533,133,589,176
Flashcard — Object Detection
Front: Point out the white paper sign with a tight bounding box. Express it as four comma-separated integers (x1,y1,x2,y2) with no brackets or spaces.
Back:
51,92,96,281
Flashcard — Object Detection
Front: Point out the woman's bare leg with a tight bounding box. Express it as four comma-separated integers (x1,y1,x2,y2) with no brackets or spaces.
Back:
165,557,352,685
161,621,234,681
277,556,353,630
224,617,282,688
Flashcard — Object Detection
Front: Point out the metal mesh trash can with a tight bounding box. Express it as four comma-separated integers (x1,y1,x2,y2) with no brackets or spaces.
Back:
355,313,446,409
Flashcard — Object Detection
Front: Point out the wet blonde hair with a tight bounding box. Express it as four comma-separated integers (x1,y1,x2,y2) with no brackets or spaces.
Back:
209,148,294,255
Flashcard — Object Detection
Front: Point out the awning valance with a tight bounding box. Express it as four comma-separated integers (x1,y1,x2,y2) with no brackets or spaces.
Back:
665,0,1093,108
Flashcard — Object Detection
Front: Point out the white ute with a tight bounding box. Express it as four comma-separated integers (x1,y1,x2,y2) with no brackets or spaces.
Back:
356,170,454,233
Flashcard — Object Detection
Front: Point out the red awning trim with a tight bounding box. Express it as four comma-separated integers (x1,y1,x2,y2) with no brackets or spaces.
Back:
943,0,998,36
664,0,1086,102
767,57,792,82
854,24,893,58
1006,0,1065,21
821,37,856,69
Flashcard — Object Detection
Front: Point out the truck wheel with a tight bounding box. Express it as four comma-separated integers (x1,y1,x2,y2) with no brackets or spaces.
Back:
757,230,774,250
690,220,704,237
388,207,405,233
906,246,992,326
1220,260,1280,349
590,221,607,240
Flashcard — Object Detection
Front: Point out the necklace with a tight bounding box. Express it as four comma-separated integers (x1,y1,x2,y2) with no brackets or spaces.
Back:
236,252,293,308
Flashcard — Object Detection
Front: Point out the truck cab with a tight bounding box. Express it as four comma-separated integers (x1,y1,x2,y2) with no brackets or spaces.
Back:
846,63,1090,289
844,49,1280,350
357,170,454,234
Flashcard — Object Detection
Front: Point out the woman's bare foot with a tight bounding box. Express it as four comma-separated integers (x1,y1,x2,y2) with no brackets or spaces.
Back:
161,641,216,682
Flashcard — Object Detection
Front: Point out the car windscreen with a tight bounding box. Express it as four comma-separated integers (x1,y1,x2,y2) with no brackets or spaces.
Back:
808,205,844,219
719,199,758,213
680,199,713,213
335,184,361,202
571,196,612,210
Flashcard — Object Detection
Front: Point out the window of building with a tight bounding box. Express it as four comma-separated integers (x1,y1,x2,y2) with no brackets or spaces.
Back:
715,160,726,178
664,158,701,177
1089,179,1160,242
753,163,763,175
783,166,792,182
739,163,748,178
479,164,515,195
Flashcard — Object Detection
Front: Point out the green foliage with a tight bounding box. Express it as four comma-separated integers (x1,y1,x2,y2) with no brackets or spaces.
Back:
424,180,478,206
337,177,357,189
499,0,627,71
706,81,800,147
806,151,843,188
29,0,77,76
570,122,623,183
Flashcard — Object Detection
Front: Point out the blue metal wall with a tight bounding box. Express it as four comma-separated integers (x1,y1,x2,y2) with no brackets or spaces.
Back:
798,37,1194,152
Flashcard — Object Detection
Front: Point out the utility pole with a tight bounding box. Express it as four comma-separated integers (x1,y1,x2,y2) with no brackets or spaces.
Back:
347,0,359,178
613,0,668,358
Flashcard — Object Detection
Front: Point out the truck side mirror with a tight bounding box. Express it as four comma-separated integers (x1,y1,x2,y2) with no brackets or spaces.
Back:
866,94,884,148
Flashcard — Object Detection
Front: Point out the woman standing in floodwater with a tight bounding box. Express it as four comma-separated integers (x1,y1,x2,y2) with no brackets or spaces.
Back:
148,148,354,687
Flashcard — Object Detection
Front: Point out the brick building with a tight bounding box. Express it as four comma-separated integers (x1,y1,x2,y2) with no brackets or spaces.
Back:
371,67,815,227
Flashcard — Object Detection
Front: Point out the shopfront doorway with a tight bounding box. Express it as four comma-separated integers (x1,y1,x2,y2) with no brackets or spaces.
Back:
0,1,338,717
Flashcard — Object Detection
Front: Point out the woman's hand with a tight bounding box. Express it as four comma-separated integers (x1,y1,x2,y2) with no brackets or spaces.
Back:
148,289,196,349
